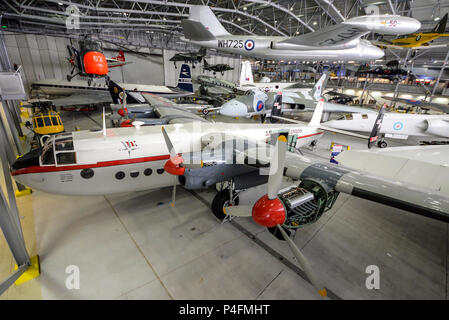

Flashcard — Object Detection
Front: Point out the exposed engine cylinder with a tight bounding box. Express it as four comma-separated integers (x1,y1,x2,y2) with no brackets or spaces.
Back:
277,180,339,228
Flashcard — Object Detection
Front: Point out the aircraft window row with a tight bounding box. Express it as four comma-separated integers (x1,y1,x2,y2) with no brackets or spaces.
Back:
362,114,368,119
114,168,161,180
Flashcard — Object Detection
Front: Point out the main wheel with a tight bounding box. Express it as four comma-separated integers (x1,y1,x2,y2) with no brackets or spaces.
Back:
211,189,239,221
378,140,387,148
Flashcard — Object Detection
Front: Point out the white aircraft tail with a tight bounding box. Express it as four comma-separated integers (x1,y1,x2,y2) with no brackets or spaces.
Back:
309,99,324,126
188,5,230,38
239,61,254,86
311,72,329,101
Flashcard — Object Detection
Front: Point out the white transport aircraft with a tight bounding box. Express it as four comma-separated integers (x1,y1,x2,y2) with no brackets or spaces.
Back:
11,98,449,297
181,5,421,62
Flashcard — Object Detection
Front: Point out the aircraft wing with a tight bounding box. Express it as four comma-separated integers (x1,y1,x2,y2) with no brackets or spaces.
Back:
279,23,369,47
381,96,449,113
50,92,112,107
172,131,449,222
281,95,376,114
335,145,449,197
142,93,207,123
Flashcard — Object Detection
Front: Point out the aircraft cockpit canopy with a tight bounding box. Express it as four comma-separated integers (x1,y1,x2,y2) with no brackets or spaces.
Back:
40,133,76,166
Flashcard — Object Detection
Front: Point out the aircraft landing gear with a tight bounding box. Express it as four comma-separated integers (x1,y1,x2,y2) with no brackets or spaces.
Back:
378,140,387,148
211,188,239,221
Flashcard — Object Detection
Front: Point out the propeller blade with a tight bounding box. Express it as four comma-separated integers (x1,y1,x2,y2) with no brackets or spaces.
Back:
267,134,287,200
276,225,327,297
223,205,252,217
161,126,177,159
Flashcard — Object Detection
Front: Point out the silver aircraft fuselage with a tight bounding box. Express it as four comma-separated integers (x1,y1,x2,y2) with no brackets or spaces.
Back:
182,37,384,62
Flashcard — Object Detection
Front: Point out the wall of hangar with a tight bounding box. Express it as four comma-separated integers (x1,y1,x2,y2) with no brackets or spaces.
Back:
2,32,165,94
162,49,242,87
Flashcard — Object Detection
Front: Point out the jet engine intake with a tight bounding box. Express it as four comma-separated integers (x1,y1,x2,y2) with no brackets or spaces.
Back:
424,119,449,138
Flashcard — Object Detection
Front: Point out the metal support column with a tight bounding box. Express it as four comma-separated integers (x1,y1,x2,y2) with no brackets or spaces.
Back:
0,114,31,296
430,50,449,101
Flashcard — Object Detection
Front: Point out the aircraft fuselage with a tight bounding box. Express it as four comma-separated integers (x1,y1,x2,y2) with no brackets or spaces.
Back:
183,36,384,62
12,123,324,196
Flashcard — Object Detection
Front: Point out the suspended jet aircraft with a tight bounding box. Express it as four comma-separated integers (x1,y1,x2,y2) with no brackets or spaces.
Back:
31,64,194,108
203,60,233,75
372,13,449,50
181,5,421,62
10,98,449,297
169,48,207,69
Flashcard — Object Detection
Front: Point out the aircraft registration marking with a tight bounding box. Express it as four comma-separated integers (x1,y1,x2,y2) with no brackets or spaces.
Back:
217,39,255,50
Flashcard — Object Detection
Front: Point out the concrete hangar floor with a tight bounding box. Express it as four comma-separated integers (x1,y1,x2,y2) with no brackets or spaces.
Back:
1,109,448,300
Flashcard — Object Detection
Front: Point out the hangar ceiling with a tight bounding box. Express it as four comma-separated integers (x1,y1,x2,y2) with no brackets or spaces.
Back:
0,0,448,63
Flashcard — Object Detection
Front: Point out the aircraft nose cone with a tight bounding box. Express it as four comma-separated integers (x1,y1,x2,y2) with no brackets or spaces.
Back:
220,100,247,117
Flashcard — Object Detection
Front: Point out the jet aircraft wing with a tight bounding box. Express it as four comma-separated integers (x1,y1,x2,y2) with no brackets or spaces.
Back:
381,96,449,113
280,94,376,114
279,23,369,47
142,93,207,124
50,92,112,107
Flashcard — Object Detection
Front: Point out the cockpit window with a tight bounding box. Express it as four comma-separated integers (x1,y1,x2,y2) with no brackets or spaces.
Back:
41,144,55,165
55,137,74,151
40,134,76,166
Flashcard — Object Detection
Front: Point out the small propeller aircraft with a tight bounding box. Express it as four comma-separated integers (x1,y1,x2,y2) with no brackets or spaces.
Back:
373,13,449,50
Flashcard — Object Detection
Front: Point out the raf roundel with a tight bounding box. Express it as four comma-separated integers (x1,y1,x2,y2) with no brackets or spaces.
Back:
393,121,403,131
256,100,264,112
244,40,255,51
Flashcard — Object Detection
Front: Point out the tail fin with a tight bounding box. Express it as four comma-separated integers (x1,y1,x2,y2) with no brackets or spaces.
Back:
311,72,329,101
239,61,254,86
433,13,448,33
107,80,141,104
189,5,230,37
108,80,125,104
368,104,387,149
114,50,125,62
177,64,193,92
309,99,324,126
